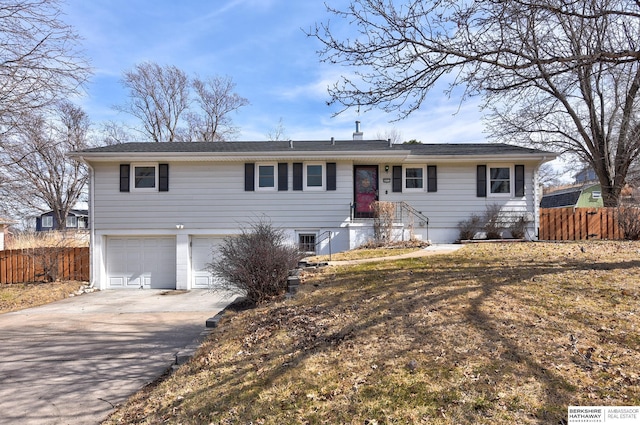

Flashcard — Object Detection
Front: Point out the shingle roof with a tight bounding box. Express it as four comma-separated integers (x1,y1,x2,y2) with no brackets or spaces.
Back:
75,140,552,157
540,190,582,208
540,184,600,208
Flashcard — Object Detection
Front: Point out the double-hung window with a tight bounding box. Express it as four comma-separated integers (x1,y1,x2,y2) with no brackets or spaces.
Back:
304,163,324,190
489,167,511,195
66,216,77,228
405,167,424,190
129,164,159,191
134,165,156,189
257,164,276,190
42,216,53,228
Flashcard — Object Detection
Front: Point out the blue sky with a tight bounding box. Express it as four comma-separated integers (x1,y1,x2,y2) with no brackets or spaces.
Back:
63,0,487,143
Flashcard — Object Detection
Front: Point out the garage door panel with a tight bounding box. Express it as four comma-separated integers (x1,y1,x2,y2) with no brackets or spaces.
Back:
191,237,222,289
107,237,176,289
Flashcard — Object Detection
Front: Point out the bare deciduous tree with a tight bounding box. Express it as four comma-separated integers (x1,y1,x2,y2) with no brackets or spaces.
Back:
117,62,190,143
115,63,248,143
266,117,287,142
376,128,403,144
1,101,91,229
186,75,249,142
0,0,91,135
100,120,133,146
310,0,640,206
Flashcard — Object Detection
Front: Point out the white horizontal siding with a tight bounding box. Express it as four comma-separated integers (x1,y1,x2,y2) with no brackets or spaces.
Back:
379,161,539,233
92,161,353,231
92,159,542,241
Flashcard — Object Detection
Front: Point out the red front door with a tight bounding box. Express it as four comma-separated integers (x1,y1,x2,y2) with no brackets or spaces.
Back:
354,165,378,218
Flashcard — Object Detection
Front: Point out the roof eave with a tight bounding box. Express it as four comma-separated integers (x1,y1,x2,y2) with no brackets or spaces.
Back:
70,150,558,163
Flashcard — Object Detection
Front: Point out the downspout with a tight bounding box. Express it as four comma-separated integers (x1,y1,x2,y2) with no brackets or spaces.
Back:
533,157,547,241
78,156,96,288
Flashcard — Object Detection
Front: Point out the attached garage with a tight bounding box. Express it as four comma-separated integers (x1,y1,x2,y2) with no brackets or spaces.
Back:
106,237,176,289
190,236,223,289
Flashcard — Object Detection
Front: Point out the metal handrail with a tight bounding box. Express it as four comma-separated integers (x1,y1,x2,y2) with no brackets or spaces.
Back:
398,202,430,241
315,230,333,260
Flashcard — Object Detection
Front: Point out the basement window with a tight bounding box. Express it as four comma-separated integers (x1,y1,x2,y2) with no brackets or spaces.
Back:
298,234,316,254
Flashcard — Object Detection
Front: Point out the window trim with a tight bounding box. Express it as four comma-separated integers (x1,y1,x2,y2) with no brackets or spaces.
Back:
131,163,158,192
304,162,325,190
403,166,425,191
487,165,513,197
256,162,277,191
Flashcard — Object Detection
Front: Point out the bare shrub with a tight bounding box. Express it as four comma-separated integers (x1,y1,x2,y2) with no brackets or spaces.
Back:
372,201,396,243
616,205,640,240
508,215,531,239
207,221,303,305
457,214,482,240
483,204,505,239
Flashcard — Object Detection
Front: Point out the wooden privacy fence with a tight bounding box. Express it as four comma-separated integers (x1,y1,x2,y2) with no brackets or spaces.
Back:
539,207,623,241
0,247,89,284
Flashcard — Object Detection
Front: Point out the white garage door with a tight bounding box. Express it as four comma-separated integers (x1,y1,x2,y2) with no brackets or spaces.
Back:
191,237,223,289
107,237,176,289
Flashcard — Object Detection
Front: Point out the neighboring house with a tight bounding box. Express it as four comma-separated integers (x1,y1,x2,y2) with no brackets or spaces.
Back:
540,184,603,209
36,209,89,231
71,139,555,290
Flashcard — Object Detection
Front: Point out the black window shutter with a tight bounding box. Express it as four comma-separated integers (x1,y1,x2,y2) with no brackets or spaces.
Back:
244,163,255,191
159,163,169,192
120,164,130,192
278,163,288,191
427,165,437,192
293,162,303,191
477,165,487,197
515,164,525,197
392,166,402,192
326,162,337,191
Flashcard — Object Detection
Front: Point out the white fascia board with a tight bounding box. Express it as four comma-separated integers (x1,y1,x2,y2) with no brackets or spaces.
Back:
70,149,558,164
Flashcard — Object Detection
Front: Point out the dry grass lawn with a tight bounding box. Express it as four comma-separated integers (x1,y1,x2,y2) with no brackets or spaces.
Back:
0,281,87,313
104,242,640,424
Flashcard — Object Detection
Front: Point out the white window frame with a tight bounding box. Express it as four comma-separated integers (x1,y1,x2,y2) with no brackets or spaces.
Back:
256,163,277,191
42,215,53,228
304,163,325,191
66,216,77,228
403,165,425,191
488,165,512,197
131,163,158,191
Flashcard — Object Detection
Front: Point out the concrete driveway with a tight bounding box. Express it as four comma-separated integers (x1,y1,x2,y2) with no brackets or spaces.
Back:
0,289,237,425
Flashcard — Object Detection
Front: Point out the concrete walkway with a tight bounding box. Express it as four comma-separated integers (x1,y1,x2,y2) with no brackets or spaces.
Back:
0,289,237,425
327,244,463,266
